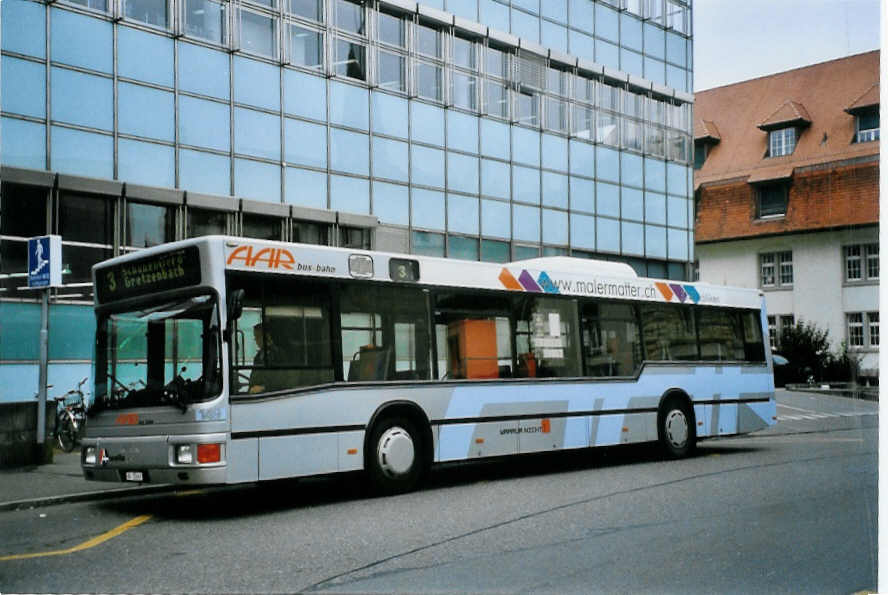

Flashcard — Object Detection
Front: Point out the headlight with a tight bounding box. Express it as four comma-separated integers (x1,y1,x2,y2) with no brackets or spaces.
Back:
175,444,193,464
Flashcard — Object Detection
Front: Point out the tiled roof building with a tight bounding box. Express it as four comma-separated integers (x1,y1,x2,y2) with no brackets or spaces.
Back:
693,51,879,377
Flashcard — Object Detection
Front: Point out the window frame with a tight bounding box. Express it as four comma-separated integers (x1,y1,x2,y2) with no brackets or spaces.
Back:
755,183,788,219
767,126,797,158
759,250,793,290
845,243,879,283
846,311,880,350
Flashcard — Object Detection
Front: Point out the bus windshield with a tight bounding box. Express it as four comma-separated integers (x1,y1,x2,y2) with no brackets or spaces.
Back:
94,294,222,411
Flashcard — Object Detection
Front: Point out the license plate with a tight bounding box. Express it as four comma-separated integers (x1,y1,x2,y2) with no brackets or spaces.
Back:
124,471,144,482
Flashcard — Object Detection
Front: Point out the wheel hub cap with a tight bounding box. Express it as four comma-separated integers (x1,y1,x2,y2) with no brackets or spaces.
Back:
664,410,688,448
377,427,415,478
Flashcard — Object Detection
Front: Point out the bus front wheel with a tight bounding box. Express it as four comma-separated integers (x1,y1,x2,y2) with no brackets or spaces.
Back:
658,397,695,459
366,417,425,495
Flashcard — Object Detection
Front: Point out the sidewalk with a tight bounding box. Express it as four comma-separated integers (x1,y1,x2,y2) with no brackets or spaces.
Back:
0,449,175,512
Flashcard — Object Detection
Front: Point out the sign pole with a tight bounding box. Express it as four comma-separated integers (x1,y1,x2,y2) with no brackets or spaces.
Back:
37,288,50,445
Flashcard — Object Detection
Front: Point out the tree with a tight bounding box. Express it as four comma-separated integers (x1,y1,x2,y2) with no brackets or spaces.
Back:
777,321,831,384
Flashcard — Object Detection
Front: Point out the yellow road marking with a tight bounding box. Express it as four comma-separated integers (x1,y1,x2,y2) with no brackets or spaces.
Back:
0,514,152,561
175,489,206,497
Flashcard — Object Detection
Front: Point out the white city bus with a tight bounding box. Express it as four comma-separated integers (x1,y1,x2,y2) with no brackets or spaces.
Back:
82,236,776,493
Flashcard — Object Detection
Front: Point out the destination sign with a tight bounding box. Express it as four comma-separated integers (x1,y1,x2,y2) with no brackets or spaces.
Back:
96,246,201,303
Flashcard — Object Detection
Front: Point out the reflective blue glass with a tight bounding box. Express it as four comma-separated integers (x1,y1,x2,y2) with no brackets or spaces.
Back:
596,146,619,182
596,181,619,218
446,0,478,20
512,204,539,243
411,101,445,146
595,3,618,42
411,188,445,230
643,23,665,59
541,21,568,53
541,134,567,172
420,0,443,8
570,176,594,213
644,57,665,85
372,92,408,139
479,0,509,33
372,181,408,225
596,39,619,70
179,95,230,151
569,213,595,250
118,82,174,141
621,49,643,78
51,68,113,131
118,139,174,187
645,224,666,258
511,8,539,43
330,81,369,130
234,56,280,111
667,196,687,228
2,57,45,118
446,111,479,154
236,159,280,203
569,140,594,177
480,118,510,160
621,187,643,221
284,70,325,121
644,157,666,192
285,167,326,209
179,42,229,100
568,30,594,62
51,126,112,179
3,0,45,58
413,231,445,257
668,228,688,260
51,8,112,72
285,118,326,168
644,191,666,224
621,221,644,256
541,0,566,22
513,165,540,205
666,31,686,67
448,235,479,261
481,159,510,199
512,0,538,13
512,127,540,168
620,12,642,51
1,117,45,170
235,107,281,160
118,26,173,87
667,65,686,93
542,209,567,245
667,162,688,195
597,217,619,252
481,239,510,262
447,194,479,234
372,137,408,182
179,148,230,196
330,128,369,175
411,145,445,188
621,152,643,188
569,0,593,33
542,172,567,208
330,175,369,214
481,199,510,239
447,153,479,194
514,245,539,259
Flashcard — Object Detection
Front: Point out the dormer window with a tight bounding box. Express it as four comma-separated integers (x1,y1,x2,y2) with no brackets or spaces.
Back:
855,110,879,143
768,127,796,157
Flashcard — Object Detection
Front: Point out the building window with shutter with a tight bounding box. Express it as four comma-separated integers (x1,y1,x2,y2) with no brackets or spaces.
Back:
756,183,788,218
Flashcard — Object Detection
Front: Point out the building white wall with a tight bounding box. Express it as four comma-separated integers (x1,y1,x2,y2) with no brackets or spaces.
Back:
697,226,879,375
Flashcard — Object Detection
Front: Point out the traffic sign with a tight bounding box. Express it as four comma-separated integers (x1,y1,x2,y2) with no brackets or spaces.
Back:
27,235,62,288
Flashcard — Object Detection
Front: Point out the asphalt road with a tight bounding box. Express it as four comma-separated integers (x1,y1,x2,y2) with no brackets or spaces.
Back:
0,390,877,594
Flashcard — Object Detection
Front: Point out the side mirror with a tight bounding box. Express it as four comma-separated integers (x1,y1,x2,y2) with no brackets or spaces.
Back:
224,289,245,342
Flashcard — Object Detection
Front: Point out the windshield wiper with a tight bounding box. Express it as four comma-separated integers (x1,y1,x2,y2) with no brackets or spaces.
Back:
162,370,191,413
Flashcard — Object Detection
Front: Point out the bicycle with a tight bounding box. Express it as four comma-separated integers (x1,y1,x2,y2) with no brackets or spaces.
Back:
54,377,88,453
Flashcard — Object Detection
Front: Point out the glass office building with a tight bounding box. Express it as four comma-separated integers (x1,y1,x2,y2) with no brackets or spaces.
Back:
0,0,694,401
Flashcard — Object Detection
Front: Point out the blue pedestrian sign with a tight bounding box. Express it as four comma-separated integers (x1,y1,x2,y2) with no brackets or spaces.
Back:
27,235,62,288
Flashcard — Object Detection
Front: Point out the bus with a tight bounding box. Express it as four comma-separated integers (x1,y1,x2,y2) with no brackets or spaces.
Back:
82,236,776,493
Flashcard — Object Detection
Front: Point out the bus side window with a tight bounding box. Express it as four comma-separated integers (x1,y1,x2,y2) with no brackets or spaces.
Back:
434,292,513,380
581,301,641,377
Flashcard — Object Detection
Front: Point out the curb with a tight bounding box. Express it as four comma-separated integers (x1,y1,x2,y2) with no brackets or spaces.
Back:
0,484,178,512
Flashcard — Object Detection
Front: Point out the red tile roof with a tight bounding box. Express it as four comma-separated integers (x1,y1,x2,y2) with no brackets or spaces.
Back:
694,51,879,190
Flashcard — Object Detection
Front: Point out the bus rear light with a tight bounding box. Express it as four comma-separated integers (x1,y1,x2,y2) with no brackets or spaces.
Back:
176,445,193,464
84,446,97,465
197,443,221,464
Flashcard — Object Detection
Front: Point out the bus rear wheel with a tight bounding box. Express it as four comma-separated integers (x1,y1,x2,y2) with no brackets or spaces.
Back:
658,397,695,459
366,417,425,495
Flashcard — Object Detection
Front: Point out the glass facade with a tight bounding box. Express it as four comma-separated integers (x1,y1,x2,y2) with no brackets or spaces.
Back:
1,0,694,401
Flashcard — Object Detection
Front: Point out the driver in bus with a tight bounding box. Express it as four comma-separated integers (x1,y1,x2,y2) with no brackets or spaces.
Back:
249,322,282,394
